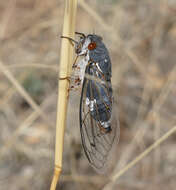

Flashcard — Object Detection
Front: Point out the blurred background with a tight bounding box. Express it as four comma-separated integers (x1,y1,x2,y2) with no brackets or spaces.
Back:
0,0,176,189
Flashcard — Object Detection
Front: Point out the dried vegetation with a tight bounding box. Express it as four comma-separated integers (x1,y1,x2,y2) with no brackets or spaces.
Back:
0,0,176,190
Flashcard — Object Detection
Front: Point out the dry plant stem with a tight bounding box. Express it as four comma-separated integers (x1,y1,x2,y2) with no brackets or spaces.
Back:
116,65,176,170
103,125,176,190
0,61,51,126
108,125,176,184
0,71,28,108
153,112,161,178
7,63,58,70
0,0,16,39
50,1,77,190
79,0,151,82
0,93,56,159
118,23,165,172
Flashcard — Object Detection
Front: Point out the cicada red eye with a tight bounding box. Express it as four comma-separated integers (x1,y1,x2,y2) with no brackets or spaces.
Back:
88,42,96,50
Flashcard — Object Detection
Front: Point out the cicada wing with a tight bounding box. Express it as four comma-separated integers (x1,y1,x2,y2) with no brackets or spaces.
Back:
79,74,120,173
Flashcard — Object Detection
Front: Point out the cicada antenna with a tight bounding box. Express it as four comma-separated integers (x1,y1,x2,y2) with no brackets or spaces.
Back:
61,36,78,44
75,32,86,38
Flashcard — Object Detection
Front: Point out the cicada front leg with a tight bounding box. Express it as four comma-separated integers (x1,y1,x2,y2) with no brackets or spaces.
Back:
69,57,87,91
69,76,82,91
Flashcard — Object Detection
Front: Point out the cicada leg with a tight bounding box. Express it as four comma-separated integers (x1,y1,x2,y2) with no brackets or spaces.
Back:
69,76,82,91
59,76,71,82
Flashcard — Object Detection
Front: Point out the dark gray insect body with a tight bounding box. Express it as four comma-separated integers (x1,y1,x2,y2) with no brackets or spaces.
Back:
61,32,120,173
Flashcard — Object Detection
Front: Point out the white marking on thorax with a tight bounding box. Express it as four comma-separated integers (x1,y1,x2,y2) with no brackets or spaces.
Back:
78,38,91,56
75,53,89,84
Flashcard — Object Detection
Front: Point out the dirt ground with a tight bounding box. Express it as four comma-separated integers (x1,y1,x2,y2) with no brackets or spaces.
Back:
0,0,176,190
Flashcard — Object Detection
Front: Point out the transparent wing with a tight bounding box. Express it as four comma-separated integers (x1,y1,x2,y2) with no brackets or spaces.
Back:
79,64,120,173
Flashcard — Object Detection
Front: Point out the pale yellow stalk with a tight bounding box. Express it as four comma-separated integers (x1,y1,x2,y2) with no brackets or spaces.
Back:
50,1,77,190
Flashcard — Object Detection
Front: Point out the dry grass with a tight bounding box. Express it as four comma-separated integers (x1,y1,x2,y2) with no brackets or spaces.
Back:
0,0,176,190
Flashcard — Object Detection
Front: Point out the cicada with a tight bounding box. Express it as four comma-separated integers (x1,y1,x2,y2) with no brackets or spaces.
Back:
61,32,120,173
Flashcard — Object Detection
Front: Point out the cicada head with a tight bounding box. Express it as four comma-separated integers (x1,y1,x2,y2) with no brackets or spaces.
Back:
75,36,91,55
75,33,103,56
61,33,106,59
